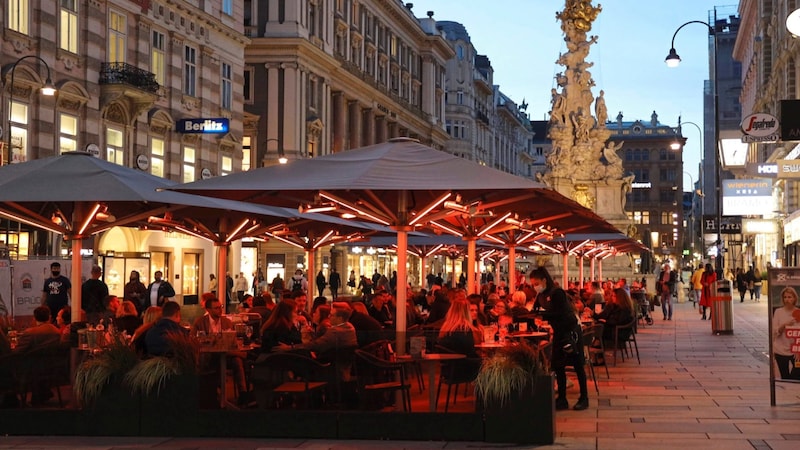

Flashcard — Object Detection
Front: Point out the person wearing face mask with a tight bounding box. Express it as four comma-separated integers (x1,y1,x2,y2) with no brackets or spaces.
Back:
42,262,71,323
530,266,589,411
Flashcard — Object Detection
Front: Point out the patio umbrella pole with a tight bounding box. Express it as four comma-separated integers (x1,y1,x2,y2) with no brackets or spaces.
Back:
466,237,477,294
307,248,315,309
507,237,516,294
562,252,569,288
71,202,83,316
579,255,584,289
395,190,408,355
590,257,596,282
217,243,229,312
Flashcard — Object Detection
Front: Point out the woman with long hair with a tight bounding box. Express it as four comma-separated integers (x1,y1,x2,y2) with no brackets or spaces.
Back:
530,266,589,411
438,296,479,357
773,287,800,379
132,306,162,355
259,298,301,352
594,288,635,342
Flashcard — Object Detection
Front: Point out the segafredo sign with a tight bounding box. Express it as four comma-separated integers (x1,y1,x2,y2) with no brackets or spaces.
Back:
176,118,229,134
741,113,779,140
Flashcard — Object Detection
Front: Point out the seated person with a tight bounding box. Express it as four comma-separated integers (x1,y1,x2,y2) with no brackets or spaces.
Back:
144,301,187,356
347,301,384,348
426,287,451,325
593,288,635,343
437,297,480,358
274,307,357,355
367,289,394,327
191,296,252,407
114,300,143,336
487,300,508,324
509,291,531,321
132,306,162,355
55,305,72,345
249,294,273,324
259,299,302,353
312,304,332,338
467,294,488,326
15,306,61,353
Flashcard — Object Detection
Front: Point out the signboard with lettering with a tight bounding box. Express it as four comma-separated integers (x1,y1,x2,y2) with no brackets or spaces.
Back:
746,162,778,178
176,118,229,134
722,179,774,216
768,268,800,402
702,216,742,234
741,113,780,143
778,159,800,179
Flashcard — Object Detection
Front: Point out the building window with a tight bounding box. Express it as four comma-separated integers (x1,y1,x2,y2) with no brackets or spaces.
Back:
106,128,124,165
627,211,650,224
222,0,233,15
151,137,165,177
243,67,253,103
456,44,464,60
59,0,78,53
661,211,674,225
151,30,166,86
659,190,674,203
8,0,29,34
242,136,251,171
632,168,649,182
108,9,126,63
182,146,196,183
184,46,197,97
456,90,464,105
8,101,28,163
221,62,232,110
58,113,78,154
660,168,677,182
221,155,232,176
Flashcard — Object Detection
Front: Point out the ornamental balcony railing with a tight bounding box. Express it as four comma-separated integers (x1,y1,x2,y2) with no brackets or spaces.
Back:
99,62,160,94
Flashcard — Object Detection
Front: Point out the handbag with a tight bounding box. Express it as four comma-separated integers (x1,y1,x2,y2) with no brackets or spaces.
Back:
652,295,661,307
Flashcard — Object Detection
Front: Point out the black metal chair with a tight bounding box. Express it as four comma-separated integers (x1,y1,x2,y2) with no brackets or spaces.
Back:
613,319,640,366
353,349,412,412
576,327,599,394
587,323,610,378
433,344,481,412
250,352,330,409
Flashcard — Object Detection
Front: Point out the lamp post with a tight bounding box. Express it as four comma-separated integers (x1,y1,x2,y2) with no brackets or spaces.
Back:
3,55,57,166
666,20,723,276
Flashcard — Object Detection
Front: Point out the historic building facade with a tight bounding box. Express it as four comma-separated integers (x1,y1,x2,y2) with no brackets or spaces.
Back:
607,112,685,266
735,0,794,268
1,0,250,300
242,0,452,167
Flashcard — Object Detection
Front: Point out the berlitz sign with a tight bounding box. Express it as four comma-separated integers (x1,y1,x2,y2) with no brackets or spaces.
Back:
176,118,229,134
741,113,780,137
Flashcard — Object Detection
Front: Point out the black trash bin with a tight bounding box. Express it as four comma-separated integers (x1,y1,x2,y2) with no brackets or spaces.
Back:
711,279,733,334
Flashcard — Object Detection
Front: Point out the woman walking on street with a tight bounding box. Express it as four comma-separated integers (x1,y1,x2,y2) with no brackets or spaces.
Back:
700,263,716,320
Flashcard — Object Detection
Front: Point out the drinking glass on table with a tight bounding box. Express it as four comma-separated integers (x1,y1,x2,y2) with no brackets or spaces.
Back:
244,326,253,345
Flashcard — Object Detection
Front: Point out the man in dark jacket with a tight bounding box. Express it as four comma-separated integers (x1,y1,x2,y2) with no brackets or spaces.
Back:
82,265,109,324
147,270,175,307
144,301,186,356
328,268,341,300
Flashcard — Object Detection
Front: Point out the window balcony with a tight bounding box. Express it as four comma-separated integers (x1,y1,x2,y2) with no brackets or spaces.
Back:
99,62,159,94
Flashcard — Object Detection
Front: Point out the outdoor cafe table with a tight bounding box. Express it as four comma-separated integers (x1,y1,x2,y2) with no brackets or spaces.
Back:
397,353,465,412
200,342,259,409
508,331,549,341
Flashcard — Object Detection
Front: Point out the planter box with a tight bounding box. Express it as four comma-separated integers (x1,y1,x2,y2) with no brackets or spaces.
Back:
481,374,556,444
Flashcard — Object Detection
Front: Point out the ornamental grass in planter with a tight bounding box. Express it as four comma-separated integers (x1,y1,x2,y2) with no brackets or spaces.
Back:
124,330,199,398
73,332,138,408
474,341,555,444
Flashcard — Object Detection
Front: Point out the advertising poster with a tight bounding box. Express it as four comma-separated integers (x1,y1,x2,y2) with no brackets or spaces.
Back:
768,267,800,405
11,259,93,318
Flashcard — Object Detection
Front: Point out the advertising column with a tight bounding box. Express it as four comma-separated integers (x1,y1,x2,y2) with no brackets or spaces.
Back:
768,267,800,405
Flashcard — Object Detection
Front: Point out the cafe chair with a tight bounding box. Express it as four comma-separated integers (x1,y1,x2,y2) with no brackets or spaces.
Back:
572,327,599,394
587,323,610,378
613,319,640,366
316,345,358,406
250,352,330,409
353,349,412,412
433,344,481,412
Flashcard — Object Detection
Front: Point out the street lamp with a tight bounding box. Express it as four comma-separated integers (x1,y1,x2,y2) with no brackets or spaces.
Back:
666,20,723,275
3,55,57,166
264,138,287,165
